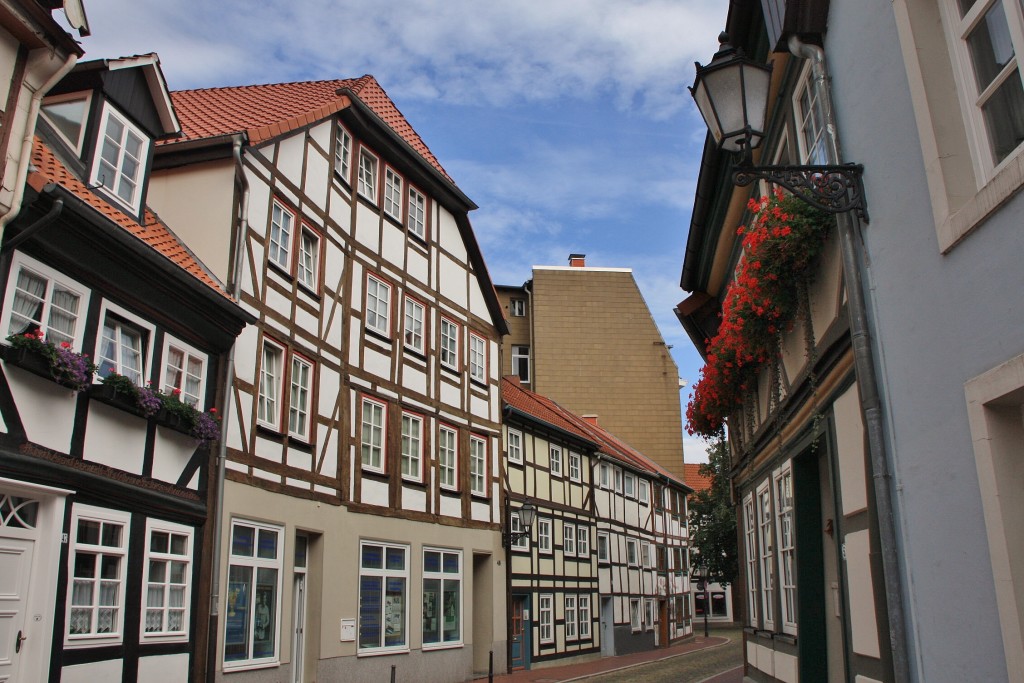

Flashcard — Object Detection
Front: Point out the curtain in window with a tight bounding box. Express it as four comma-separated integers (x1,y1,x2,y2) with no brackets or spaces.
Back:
47,285,79,344
9,269,46,336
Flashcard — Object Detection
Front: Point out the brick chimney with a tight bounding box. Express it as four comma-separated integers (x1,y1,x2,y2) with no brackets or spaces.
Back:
582,414,599,426
569,253,586,268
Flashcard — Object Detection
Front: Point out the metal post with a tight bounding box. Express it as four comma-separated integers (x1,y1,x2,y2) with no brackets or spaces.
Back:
489,649,494,683
390,664,396,683
703,582,710,638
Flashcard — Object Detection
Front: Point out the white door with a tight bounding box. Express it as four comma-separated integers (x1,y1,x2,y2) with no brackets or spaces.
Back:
0,537,35,682
291,573,306,683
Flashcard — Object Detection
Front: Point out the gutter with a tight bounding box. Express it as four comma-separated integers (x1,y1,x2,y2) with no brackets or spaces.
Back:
788,36,910,683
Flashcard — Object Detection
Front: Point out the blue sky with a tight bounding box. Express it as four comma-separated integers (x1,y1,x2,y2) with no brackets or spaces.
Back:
72,0,727,461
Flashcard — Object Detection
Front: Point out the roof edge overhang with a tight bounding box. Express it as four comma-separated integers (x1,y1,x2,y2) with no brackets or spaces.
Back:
503,404,602,453
0,0,83,55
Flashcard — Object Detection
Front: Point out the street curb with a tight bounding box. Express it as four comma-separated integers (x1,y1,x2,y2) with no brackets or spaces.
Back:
554,635,736,682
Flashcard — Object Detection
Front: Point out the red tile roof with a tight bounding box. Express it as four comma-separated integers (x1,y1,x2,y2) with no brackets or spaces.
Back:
683,463,713,493
502,377,687,488
26,138,229,297
166,75,451,181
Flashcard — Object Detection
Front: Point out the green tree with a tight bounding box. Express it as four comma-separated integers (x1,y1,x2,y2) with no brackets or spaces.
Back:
688,437,738,587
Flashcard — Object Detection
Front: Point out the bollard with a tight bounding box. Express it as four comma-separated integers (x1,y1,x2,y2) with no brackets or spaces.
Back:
489,650,493,683
390,664,396,683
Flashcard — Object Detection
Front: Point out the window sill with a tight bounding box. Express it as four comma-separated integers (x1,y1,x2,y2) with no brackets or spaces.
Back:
140,632,189,644
469,378,488,390
409,232,429,249
297,281,321,301
440,364,461,378
223,658,281,672
403,346,427,362
422,641,464,652
401,476,426,488
357,646,410,658
267,260,293,282
64,634,124,649
439,486,460,496
365,328,393,345
938,146,1024,253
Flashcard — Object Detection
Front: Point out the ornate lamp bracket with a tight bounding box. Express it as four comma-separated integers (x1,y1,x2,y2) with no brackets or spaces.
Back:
733,163,869,222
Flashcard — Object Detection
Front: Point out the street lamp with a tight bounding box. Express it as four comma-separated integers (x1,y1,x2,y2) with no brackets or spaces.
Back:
690,561,710,638
504,501,537,549
690,32,868,220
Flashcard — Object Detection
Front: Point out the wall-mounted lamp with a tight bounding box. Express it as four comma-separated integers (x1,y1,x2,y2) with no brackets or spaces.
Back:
504,501,537,549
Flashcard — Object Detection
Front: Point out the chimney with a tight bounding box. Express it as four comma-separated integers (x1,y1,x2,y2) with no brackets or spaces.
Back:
569,253,586,268
582,414,599,426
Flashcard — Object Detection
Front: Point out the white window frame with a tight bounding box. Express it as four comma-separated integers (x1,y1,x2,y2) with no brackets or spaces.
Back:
564,594,577,640
614,467,623,494
469,434,487,496
549,445,562,477
645,598,657,632
407,186,427,240
792,63,829,166
627,538,639,567
509,298,526,316
358,541,409,653
65,505,130,647
639,479,650,505
577,525,590,558
365,273,392,337
268,200,294,271
257,339,285,430
421,547,463,649
630,598,642,632
95,302,155,386
40,90,92,153
383,167,403,222
403,296,425,353
90,103,149,213
357,148,379,202
297,225,320,291
563,522,576,556
599,463,610,489
597,532,610,562
162,336,206,409
2,253,89,349
469,332,487,383
223,519,284,669
537,518,552,554
578,595,591,639
288,353,313,441
743,492,759,627
401,412,424,482
438,425,458,491
506,428,523,464
440,317,460,370
539,594,554,644
509,512,529,551
140,518,193,642
334,123,352,183
624,472,636,498
361,396,387,473
757,482,775,630
568,451,581,482
641,540,652,569
511,344,530,383
775,466,797,634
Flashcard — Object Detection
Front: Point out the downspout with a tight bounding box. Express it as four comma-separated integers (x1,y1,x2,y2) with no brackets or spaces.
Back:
208,134,249,682
0,51,78,235
788,36,911,683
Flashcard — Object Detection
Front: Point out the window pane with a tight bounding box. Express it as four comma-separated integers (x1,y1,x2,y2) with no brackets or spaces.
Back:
982,69,1024,163
966,1,1015,90
252,567,277,658
442,578,460,641
359,576,383,648
362,544,383,569
257,529,278,560
232,525,255,557
224,565,253,661
422,577,440,644
386,547,405,571
383,577,406,646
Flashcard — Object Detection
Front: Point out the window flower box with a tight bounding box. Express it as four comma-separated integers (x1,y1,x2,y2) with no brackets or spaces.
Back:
89,382,149,418
154,406,192,435
0,333,96,392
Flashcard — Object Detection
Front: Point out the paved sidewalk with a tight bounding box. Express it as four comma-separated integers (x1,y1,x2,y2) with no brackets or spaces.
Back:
483,633,736,683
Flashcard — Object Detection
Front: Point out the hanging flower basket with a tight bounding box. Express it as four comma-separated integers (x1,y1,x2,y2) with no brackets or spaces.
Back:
686,190,831,438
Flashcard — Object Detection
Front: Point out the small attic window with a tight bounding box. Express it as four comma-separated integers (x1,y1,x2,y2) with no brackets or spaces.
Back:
90,103,149,214
41,92,92,153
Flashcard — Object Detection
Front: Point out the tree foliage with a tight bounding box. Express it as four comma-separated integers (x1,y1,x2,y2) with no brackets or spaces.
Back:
688,437,738,587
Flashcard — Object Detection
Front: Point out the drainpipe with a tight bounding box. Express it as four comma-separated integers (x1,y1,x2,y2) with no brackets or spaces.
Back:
0,51,78,235
2,196,62,252
788,36,910,683
208,134,249,682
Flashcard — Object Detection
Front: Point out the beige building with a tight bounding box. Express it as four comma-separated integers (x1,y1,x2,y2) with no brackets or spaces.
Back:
496,255,685,481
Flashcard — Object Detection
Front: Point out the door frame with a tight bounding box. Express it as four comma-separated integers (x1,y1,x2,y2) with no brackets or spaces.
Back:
510,593,530,670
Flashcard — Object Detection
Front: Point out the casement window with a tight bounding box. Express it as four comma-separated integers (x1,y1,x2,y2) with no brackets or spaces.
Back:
943,0,1024,170
624,472,636,499
537,518,552,554
41,91,92,152
334,123,352,182
563,523,576,555
792,65,829,166
97,312,148,385
578,595,591,638
365,274,392,337
91,104,148,212
288,354,313,441
639,480,650,505
577,525,590,557
469,434,487,496
509,298,526,316
257,340,285,430
641,541,652,569
630,598,642,632
361,397,387,472
775,468,797,633
599,463,610,489
401,413,424,482
163,339,205,408
66,505,129,645
743,493,759,626
3,255,87,347
614,467,623,493
440,317,460,370
506,429,523,464
568,451,581,482
509,512,529,550
422,548,462,647
141,519,192,641
358,541,409,652
511,345,530,382
403,296,425,353
549,445,562,477
539,594,554,643
407,186,427,240
223,520,283,667
757,484,775,629
297,226,320,291
597,532,610,562
564,595,577,639
645,598,657,632
627,538,639,566
438,425,458,490
268,201,294,270
357,149,379,202
469,332,487,383
384,168,403,221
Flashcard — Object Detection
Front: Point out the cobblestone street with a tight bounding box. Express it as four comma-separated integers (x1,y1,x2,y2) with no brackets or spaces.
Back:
577,628,742,683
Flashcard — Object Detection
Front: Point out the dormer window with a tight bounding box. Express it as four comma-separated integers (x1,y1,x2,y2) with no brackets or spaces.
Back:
41,92,92,153
91,104,149,214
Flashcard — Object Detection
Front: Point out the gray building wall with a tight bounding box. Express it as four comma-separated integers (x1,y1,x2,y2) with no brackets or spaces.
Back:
825,1,1022,681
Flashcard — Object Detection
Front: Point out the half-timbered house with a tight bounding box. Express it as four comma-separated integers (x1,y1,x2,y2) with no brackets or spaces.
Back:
0,54,251,683
501,377,691,672
147,76,508,682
